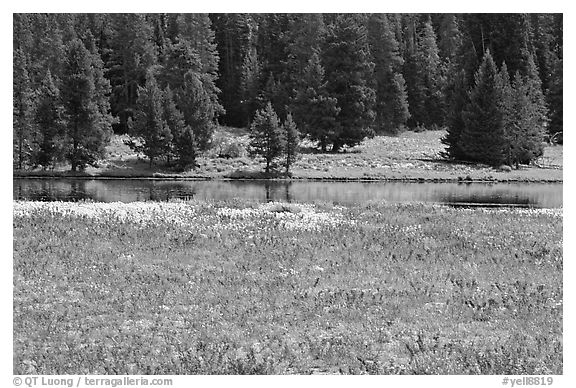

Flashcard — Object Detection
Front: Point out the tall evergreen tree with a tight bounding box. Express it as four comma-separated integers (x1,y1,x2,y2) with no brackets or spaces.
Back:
497,62,515,166
13,48,34,170
85,31,116,137
255,14,290,78
408,17,445,128
254,14,292,119
161,50,199,169
249,102,286,174
292,52,340,151
178,70,215,154
240,45,262,126
161,86,186,165
172,14,220,74
257,72,282,113
322,14,376,151
284,14,325,93
547,55,562,141
161,40,220,151
129,71,172,166
458,50,506,165
107,14,157,133
34,71,65,169
524,54,548,130
435,14,462,63
24,14,67,89
367,13,410,133
61,39,112,171
501,69,547,167
441,68,469,160
512,55,547,163
170,14,224,126
210,13,256,127
460,14,532,89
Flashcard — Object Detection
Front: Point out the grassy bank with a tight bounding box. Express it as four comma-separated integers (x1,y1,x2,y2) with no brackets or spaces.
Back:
14,129,563,182
13,200,562,374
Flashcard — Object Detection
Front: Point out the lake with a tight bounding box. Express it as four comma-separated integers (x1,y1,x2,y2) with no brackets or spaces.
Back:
13,178,563,208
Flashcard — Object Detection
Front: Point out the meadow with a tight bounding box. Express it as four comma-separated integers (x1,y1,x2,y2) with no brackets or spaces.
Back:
15,129,563,182
13,200,562,374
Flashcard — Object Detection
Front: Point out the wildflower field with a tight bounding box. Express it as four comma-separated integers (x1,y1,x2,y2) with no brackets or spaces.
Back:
13,200,562,374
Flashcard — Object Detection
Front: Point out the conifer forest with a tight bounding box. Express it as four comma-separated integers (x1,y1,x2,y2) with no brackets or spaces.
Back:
13,13,563,172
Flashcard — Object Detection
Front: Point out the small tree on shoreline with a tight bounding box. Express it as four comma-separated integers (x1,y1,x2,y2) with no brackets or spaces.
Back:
283,112,300,175
249,102,285,175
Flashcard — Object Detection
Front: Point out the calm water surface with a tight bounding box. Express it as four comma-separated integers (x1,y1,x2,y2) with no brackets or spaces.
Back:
13,178,563,208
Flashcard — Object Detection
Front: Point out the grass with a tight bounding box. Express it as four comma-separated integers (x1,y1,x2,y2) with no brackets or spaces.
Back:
14,128,563,182
13,200,562,374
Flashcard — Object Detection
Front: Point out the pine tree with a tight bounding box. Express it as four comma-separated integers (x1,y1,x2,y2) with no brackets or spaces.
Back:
13,48,34,170
25,14,67,89
170,14,224,129
108,14,157,133
34,71,65,169
441,69,469,160
524,54,548,132
249,102,286,175
283,112,300,175
165,82,197,170
240,45,262,126
61,39,112,171
161,40,220,152
547,14,563,141
497,62,515,166
85,31,116,138
436,14,461,63
161,86,186,165
460,14,532,89
210,13,257,127
511,55,547,164
256,14,290,78
547,55,562,141
284,14,325,93
322,14,376,151
411,18,445,128
254,14,292,119
291,52,340,152
161,48,199,169
173,14,220,75
459,50,506,165
178,70,215,154
367,13,410,133
130,71,172,166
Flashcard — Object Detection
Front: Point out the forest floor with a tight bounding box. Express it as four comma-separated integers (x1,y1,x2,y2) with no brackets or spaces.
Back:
13,200,562,374
14,128,563,182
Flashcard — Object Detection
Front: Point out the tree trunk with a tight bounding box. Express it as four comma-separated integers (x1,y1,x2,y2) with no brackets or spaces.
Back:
332,141,342,153
71,119,78,172
18,129,23,170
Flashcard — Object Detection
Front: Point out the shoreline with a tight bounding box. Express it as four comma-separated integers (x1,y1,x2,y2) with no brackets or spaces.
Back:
13,130,562,184
12,171,563,184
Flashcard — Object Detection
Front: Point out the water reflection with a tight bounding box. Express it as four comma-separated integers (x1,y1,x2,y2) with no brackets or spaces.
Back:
439,192,537,208
13,178,563,208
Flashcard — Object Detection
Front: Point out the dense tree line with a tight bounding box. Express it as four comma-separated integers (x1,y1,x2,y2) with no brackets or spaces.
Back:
14,13,562,171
